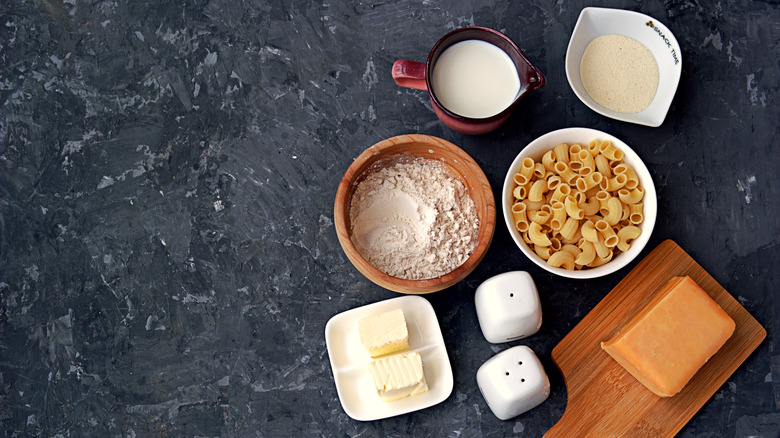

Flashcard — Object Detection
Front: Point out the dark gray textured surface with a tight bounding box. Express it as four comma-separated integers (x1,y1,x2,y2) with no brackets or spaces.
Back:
1,1,778,436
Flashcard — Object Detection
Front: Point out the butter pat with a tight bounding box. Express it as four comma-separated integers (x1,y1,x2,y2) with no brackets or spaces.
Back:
368,351,429,402
358,308,409,357
601,276,735,397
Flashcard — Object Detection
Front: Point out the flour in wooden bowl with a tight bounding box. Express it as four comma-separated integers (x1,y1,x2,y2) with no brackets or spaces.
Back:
349,158,479,280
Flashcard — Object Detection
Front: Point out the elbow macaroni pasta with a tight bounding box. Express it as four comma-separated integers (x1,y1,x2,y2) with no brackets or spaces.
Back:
547,250,575,269
510,140,645,270
528,222,552,247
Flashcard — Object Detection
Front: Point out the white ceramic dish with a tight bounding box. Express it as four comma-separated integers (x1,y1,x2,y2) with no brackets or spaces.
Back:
325,295,453,421
565,7,682,127
502,127,657,279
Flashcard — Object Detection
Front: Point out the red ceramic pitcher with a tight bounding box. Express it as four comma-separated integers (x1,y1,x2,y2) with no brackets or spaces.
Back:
393,26,545,135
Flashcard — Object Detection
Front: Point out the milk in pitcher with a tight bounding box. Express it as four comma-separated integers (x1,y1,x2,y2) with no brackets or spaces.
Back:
431,40,521,119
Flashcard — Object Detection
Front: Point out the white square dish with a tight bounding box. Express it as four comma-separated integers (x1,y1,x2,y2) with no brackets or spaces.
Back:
565,7,682,127
325,295,454,421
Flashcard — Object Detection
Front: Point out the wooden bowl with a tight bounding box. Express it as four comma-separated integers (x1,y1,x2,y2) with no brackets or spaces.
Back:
334,134,496,294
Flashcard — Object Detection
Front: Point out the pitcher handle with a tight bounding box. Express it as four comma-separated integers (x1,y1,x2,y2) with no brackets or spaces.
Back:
392,60,428,91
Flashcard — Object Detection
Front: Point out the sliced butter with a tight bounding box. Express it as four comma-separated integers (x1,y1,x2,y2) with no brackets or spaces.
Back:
601,276,735,397
368,351,429,402
358,308,409,357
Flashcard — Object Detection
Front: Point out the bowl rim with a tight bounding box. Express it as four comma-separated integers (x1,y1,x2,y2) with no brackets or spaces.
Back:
501,127,657,279
565,7,683,127
334,133,496,293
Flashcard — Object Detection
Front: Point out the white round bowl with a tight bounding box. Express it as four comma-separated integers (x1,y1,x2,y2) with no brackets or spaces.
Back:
565,7,682,127
502,127,657,279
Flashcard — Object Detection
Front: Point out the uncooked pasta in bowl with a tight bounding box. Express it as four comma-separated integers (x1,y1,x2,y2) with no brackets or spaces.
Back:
502,127,657,279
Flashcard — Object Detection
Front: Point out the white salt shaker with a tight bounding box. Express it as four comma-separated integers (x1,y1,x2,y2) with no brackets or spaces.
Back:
474,271,542,343
476,345,551,420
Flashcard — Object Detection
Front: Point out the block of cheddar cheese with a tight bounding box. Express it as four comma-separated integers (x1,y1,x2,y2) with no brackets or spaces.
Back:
601,276,735,397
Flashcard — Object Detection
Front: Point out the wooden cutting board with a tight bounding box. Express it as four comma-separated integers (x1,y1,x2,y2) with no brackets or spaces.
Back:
544,240,766,437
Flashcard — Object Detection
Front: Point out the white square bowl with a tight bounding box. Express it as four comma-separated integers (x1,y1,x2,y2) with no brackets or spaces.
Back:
325,295,453,421
565,7,682,127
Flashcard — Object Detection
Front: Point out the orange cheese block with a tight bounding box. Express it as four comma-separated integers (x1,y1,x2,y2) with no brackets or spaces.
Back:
601,276,735,397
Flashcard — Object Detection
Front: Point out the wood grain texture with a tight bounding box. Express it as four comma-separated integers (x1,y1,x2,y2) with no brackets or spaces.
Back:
334,134,496,294
544,240,766,437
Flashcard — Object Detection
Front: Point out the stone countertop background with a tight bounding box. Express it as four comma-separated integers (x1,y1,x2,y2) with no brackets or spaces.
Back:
1,0,778,436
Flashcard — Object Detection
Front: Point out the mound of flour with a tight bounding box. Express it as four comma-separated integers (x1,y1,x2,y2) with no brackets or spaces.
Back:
349,159,479,280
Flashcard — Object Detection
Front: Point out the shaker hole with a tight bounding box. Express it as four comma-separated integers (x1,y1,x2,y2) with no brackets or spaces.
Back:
505,372,509,376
